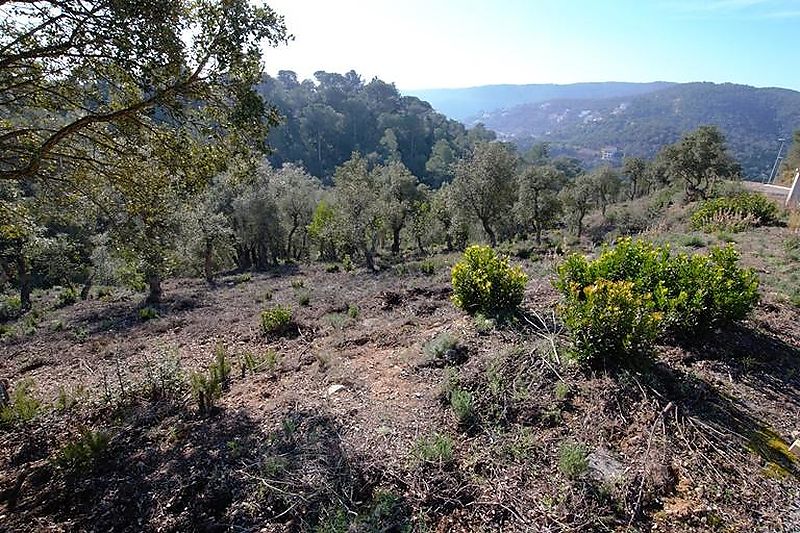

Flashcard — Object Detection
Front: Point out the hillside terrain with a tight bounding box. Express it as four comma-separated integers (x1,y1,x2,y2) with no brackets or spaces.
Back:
467,83,800,179
1,196,799,532
409,82,675,122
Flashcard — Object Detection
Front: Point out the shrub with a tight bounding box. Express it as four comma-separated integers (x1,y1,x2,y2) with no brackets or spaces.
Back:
449,388,474,424
560,280,662,365
260,305,294,336
558,441,589,478
556,238,759,362
423,331,458,361
451,245,528,315
691,193,780,232
347,304,359,319
0,295,22,321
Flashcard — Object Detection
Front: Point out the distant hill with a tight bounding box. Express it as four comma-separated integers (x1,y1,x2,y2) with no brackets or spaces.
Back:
408,82,675,122
469,82,800,180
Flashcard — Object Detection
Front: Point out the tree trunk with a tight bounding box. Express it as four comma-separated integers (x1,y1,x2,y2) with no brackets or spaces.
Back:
80,275,93,300
416,235,426,255
480,218,497,247
146,270,162,304
391,226,401,256
364,248,375,271
287,219,299,260
204,238,214,283
16,254,31,312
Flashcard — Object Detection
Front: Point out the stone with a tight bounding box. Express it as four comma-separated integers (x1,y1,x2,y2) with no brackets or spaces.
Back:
790,440,800,459
326,384,346,396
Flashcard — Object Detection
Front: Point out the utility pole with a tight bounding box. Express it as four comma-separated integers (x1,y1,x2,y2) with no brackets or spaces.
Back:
766,137,786,184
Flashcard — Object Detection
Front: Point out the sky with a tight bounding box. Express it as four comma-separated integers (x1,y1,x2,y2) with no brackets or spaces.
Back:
262,0,800,91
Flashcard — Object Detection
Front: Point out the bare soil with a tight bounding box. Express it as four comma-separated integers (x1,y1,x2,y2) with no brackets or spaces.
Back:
1,233,799,532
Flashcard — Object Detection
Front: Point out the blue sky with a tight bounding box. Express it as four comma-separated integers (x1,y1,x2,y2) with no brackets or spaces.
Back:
264,0,799,90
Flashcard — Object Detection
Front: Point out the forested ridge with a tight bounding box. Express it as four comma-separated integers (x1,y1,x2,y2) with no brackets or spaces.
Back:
257,70,495,185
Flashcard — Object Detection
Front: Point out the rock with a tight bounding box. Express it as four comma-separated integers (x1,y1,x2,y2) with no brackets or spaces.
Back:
790,440,800,459
588,447,626,484
326,384,346,396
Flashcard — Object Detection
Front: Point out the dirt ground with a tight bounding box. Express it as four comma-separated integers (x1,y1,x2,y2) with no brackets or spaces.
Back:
1,229,799,532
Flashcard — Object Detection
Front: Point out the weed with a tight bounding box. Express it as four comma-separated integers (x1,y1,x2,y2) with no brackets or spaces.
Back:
296,289,311,306
55,385,86,412
56,429,110,469
449,387,474,424
559,441,589,478
291,278,305,289
0,295,22,320
233,272,252,284
473,313,495,334
325,263,340,273
342,254,354,272
411,433,454,465
506,426,537,460
314,352,331,371
419,259,436,275
681,235,705,248
190,370,220,414
57,287,77,307
0,378,40,424
210,343,231,385
324,312,350,330
138,306,159,321
716,231,736,244
554,381,570,401
51,319,64,332
424,332,458,359
347,303,360,319
189,344,230,414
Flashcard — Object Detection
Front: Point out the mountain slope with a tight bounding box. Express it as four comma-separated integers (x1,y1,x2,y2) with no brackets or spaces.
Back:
408,81,675,121
474,82,800,179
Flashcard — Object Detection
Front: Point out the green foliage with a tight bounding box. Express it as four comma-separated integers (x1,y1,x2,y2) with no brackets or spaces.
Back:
347,304,360,319
57,430,110,470
449,388,474,424
451,245,528,315
290,279,305,289
138,306,160,321
556,238,760,361
260,305,294,336
410,433,454,465
554,381,571,401
56,287,77,308
560,280,662,365
473,313,496,334
558,441,589,478
0,295,22,321
296,289,311,307
261,70,493,182
0,378,40,424
691,193,780,232
423,332,459,360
